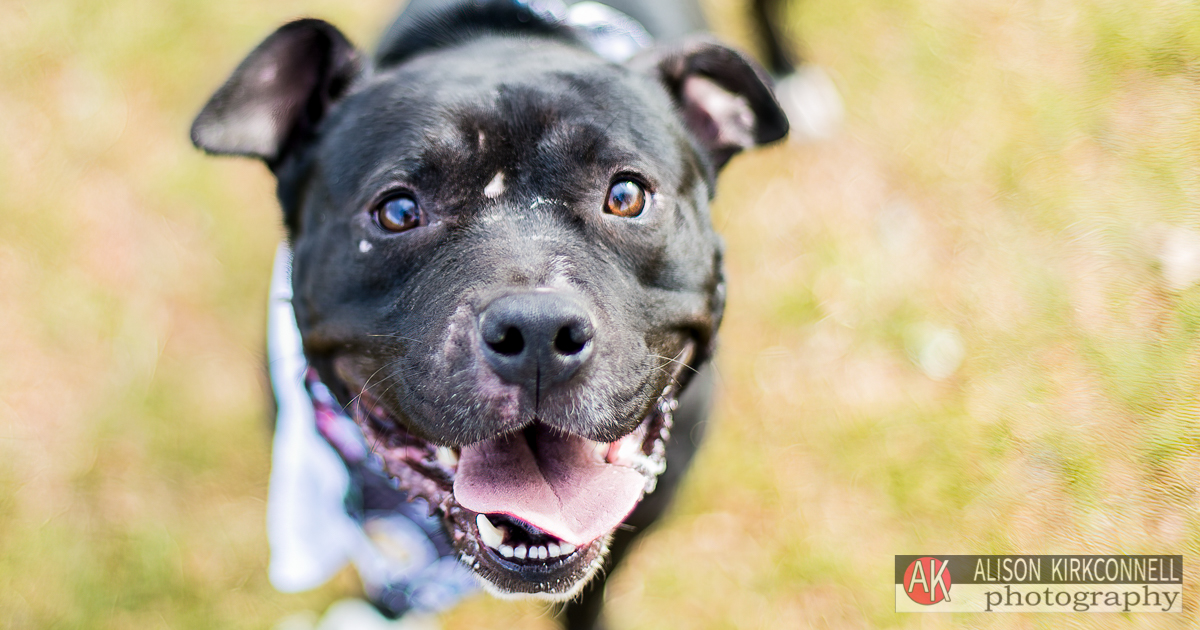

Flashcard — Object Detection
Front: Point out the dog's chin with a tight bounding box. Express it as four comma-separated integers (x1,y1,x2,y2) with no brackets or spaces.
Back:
339,372,684,599
448,505,613,601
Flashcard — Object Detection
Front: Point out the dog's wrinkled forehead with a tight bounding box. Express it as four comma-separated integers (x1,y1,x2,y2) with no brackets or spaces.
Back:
312,37,693,210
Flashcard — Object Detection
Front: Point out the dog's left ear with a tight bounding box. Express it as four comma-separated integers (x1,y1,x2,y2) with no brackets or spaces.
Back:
632,39,789,169
191,19,362,165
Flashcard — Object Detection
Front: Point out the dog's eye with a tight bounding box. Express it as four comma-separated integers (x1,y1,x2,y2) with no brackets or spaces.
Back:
376,194,421,232
605,180,646,218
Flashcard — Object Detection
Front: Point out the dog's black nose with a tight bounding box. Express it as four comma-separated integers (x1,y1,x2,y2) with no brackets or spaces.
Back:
479,292,595,393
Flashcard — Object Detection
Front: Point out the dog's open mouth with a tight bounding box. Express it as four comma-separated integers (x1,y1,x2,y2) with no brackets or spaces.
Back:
345,368,685,598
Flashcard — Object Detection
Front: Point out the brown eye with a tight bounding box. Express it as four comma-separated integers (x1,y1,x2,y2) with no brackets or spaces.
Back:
605,180,646,217
376,194,421,232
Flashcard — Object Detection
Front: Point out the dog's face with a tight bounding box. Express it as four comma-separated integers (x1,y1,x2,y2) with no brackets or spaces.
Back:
193,11,785,600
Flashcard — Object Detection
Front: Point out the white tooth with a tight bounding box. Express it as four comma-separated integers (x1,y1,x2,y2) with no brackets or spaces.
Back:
618,438,641,462
436,446,459,467
591,441,608,463
547,543,561,557
515,545,527,560
537,546,548,560
477,514,504,549
559,543,576,556
499,545,514,558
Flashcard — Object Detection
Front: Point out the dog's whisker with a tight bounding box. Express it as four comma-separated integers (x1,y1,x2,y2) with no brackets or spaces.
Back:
352,352,416,401
365,333,427,346
651,350,699,375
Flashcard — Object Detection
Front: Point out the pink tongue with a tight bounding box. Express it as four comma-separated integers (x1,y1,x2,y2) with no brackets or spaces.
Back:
453,426,646,547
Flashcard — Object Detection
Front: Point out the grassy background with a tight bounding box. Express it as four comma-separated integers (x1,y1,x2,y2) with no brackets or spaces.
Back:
2,0,1198,627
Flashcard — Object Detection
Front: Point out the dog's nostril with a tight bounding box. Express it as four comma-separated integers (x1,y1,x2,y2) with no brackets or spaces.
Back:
488,327,525,356
553,327,588,356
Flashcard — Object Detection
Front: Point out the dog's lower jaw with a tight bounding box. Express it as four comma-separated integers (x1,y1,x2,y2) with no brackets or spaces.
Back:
451,506,612,601
471,539,612,603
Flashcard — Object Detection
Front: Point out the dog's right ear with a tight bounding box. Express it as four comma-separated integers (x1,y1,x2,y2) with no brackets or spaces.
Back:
191,19,361,164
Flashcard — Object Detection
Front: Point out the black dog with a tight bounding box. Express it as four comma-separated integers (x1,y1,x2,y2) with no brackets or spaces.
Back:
192,1,788,627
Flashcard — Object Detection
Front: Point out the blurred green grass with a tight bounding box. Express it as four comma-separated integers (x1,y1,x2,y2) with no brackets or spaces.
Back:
1,0,1198,628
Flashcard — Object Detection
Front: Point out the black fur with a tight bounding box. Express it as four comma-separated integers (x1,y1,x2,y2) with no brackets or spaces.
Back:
193,1,788,628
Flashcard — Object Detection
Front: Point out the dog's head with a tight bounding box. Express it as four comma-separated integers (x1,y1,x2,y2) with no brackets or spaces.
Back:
193,2,786,600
